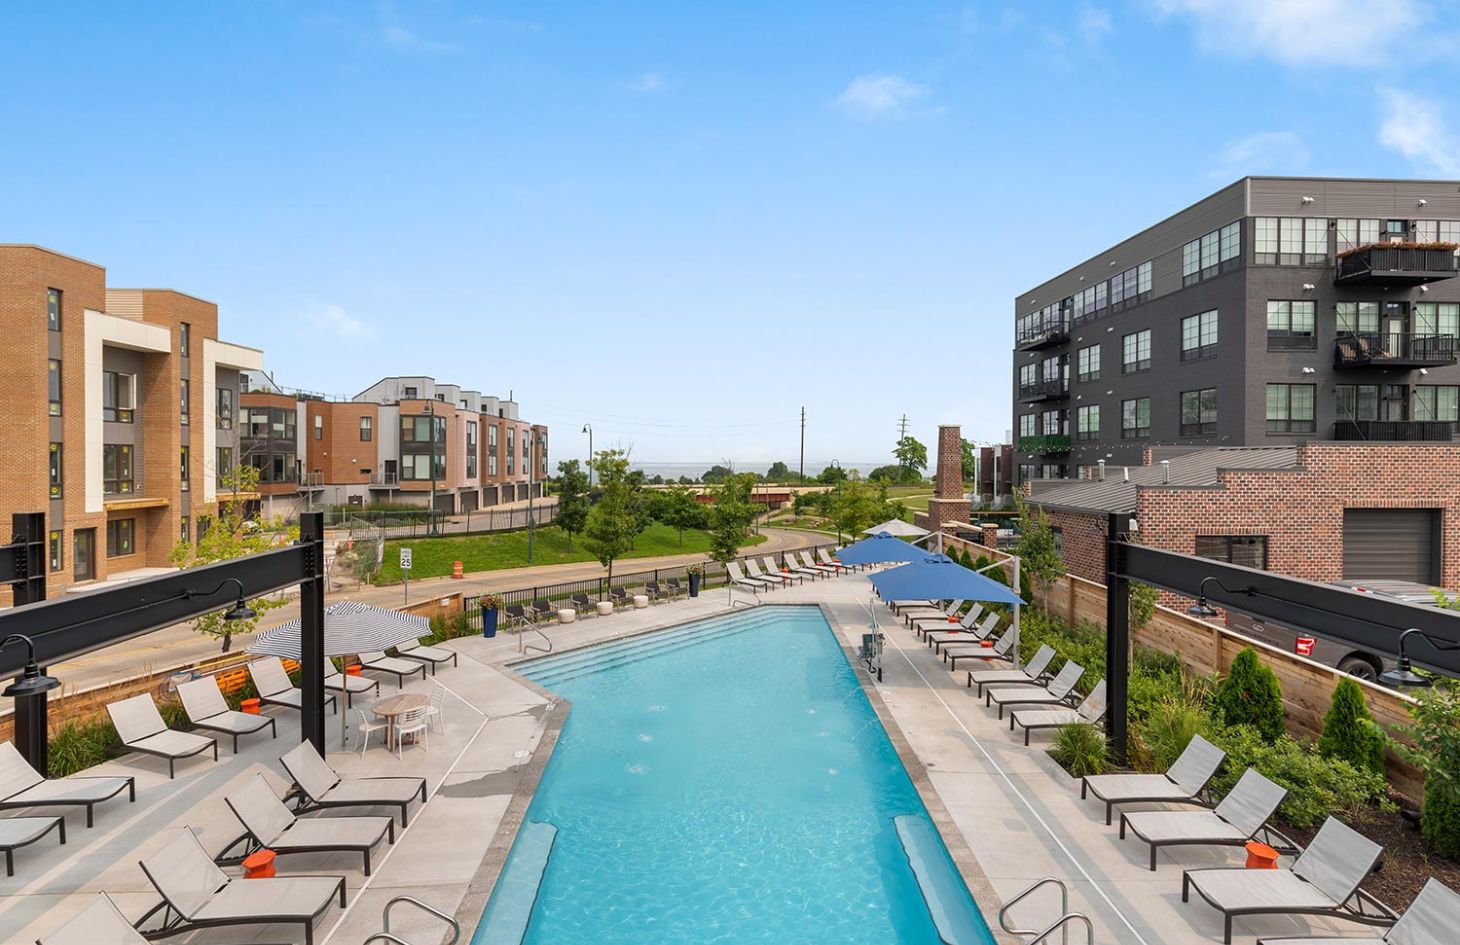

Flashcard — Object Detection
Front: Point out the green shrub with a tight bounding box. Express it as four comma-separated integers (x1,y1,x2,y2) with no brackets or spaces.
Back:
1051,722,1110,777
1138,698,1210,772
1129,582,1159,630
960,548,975,569
1206,724,1392,829
48,717,118,778
1215,647,1285,742
973,554,991,573
1316,678,1386,776
1384,678,1460,858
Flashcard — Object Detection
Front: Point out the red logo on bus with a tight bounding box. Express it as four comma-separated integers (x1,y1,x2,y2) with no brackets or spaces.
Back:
1295,637,1316,657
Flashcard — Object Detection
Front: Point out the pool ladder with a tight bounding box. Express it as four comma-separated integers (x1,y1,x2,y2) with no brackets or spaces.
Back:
362,896,461,945
999,877,1095,945
517,615,552,655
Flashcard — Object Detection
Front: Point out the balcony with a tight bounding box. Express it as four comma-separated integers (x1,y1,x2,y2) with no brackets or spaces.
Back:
367,471,400,489
1015,322,1069,351
1334,244,1460,286
1334,332,1458,369
1018,379,1069,403
298,471,324,491
1018,434,1070,454
1333,420,1456,442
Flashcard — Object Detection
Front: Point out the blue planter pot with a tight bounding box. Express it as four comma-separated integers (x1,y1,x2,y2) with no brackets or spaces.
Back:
482,607,499,638
688,573,701,597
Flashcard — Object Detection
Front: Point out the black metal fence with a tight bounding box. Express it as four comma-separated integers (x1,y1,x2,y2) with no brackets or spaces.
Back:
461,542,843,630
322,502,559,539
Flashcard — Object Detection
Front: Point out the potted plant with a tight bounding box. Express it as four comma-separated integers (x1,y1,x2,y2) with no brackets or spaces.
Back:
687,563,703,598
481,594,504,638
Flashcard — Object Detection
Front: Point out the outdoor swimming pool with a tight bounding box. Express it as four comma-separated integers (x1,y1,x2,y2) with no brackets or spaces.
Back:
473,605,995,945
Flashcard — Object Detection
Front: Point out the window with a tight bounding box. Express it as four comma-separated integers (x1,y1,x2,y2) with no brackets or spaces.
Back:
487,424,498,449
1073,283,1106,320
180,379,190,425
48,530,61,571
400,452,446,481
47,288,61,330
1076,344,1100,382
1336,218,1380,252
180,515,190,543
1337,301,1380,335
1039,409,1062,436
466,421,478,477
488,453,498,477
48,360,62,416
106,519,135,558
1336,384,1378,421
1121,398,1150,438
1415,220,1460,252
1195,535,1268,570
1076,405,1100,441
1385,219,1408,237
103,444,133,494
1266,383,1315,433
1121,329,1151,373
180,446,190,490
216,446,233,479
103,371,136,422
1183,221,1241,284
1255,217,1326,265
401,415,445,443
1018,414,1036,438
359,416,372,441
273,408,294,439
1267,301,1316,349
179,322,190,357
314,415,324,440
244,408,268,438
1109,262,1152,311
216,387,233,429
435,393,445,402
1019,362,1037,388
1180,388,1218,436
1413,386,1460,422
402,386,418,399
49,443,62,497
1415,303,1460,339
1180,310,1219,360
73,529,95,581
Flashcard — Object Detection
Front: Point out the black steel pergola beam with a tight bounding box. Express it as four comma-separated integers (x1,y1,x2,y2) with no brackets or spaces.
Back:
1117,543,1460,677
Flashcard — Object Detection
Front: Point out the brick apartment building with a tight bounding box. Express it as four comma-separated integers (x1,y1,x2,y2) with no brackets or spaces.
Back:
0,244,264,596
1025,443,1460,597
240,374,547,517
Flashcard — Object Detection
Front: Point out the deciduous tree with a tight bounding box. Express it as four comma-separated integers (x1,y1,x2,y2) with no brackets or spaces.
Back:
582,450,638,590
554,459,590,550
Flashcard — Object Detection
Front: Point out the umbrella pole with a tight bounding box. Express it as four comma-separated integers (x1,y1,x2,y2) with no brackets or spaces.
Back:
1011,556,1022,672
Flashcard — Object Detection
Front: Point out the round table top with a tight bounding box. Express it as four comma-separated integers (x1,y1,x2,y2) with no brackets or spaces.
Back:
372,693,429,718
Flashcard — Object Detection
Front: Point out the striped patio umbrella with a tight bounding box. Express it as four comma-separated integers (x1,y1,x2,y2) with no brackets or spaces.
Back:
247,600,430,659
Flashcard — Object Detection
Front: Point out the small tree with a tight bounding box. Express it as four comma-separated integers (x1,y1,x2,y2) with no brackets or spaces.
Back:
554,459,590,550
1215,647,1286,742
1129,583,1159,631
1385,677,1460,858
582,450,638,591
1317,678,1386,775
893,435,928,483
169,464,296,652
708,473,757,563
830,474,889,537
660,484,705,546
1012,494,1064,601
960,437,977,483
701,464,734,484
817,465,848,484
766,461,791,481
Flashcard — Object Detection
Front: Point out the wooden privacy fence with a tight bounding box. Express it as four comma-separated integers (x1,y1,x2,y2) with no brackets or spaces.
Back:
941,533,1424,800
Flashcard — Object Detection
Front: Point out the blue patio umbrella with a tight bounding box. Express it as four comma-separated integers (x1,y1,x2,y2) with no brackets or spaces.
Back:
836,532,927,566
870,555,1025,606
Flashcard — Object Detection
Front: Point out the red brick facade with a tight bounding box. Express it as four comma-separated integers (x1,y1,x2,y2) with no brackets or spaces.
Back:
927,424,970,531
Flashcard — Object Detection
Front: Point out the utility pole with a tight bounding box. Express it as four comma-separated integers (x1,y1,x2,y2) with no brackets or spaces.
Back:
527,431,536,564
799,406,805,483
897,414,909,442
426,403,439,536
582,423,593,489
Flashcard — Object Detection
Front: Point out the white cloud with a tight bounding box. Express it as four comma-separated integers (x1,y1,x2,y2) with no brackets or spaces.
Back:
1378,87,1460,176
833,73,932,121
1152,0,1425,66
1211,130,1310,179
1078,6,1113,44
308,304,374,341
380,21,458,53
628,72,668,93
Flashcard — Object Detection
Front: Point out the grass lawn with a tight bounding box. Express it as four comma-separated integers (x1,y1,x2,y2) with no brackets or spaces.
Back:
376,523,765,583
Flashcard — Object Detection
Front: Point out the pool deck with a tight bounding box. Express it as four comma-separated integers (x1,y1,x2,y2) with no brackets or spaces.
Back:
3,575,1393,944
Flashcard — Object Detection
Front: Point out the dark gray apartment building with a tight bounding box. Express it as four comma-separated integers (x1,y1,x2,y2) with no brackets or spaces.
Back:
1012,177,1460,481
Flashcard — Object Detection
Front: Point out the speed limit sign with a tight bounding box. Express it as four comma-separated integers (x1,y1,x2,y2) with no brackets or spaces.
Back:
400,547,413,570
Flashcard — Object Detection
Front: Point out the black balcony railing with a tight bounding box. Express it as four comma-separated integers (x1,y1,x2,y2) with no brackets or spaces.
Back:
1018,379,1069,403
1333,420,1456,441
1334,332,1458,368
1334,245,1460,285
1015,321,1069,350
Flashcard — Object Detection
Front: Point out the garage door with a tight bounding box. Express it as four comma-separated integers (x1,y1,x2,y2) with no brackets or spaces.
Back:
1342,509,1439,583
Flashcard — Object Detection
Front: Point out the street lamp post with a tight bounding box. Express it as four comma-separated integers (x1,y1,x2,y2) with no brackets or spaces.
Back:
582,423,593,489
527,432,536,564
425,403,439,536
830,459,842,544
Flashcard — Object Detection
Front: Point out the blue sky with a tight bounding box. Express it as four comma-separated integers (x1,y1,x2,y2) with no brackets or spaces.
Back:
5,1,1459,476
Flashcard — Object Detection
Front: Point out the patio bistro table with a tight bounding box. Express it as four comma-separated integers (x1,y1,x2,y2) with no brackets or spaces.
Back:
372,692,430,749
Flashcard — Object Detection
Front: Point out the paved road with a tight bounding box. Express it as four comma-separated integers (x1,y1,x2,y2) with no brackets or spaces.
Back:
49,527,829,693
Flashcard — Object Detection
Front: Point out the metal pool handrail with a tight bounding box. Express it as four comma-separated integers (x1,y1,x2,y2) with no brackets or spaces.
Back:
1000,877,1093,945
363,895,461,945
518,615,552,655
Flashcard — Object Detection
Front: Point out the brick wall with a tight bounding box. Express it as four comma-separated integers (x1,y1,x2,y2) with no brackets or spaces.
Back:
1042,507,1108,582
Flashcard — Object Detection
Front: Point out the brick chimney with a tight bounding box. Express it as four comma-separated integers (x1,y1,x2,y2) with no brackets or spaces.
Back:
927,424,972,532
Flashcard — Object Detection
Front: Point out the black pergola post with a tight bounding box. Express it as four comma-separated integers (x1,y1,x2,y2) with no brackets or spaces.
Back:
8,513,48,772
1104,512,1132,766
298,512,327,755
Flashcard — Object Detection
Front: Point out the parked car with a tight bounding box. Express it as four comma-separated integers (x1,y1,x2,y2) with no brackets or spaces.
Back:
1223,580,1448,682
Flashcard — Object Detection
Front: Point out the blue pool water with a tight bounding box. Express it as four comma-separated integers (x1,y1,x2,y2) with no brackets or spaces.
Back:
474,606,995,945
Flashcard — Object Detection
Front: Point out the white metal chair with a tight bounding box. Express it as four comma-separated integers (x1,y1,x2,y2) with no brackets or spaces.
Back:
354,708,390,758
426,682,447,733
394,706,429,757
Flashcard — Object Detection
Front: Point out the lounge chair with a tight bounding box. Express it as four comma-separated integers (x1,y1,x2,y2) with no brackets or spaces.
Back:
664,578,685,599
248,658,338,715
799,550,840,576
819,547,855,572
746,558,793,587
358,651,427,689
985,661,1084,719
1081,733,1226,825
900,599,963,625
781,554,822,581
0,814,62,877
966,644,1056,693
1183,817,1397,944
570,592,597,616
177,677,276,754
929,612,1001,655
280,741,428,827
1011,680,1107,745
325,661,380,709
726,561,768,592
526,598,554,622
504,602,529,625
609,587,631,609
912,602,982,637
395,638,459,674
643,580,668,602
1256,876,1458,945
137,828,345,945
224,773,394,875
944,627,1017,669
106,693,218,778
39,892,147,945
0,740,133,827
1121,768,1287,871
